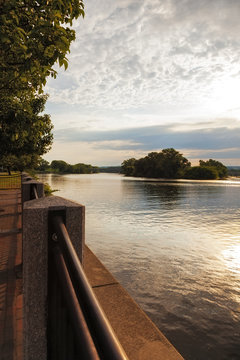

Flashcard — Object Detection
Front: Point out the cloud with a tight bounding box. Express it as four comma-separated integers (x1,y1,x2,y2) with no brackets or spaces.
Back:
43,0,240,166
183,147,240,160
45,0,240,113
45,134,240,167
44,140,146,166
53,119,240,155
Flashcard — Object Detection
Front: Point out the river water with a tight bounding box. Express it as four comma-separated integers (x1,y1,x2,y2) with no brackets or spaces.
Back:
38,173,240,360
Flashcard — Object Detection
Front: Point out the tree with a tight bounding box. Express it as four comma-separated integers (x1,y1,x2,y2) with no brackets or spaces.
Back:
0,0,85,97
49,160,99,174
184,166,218,180
0,94,53,171
0,1,85,172
135,152,161,177
121,158,136,176
199,159,228,179
158,148,191,178
72,163,99,174
51,160,71,173
1,154,40,174
37,158,50,172
121,149,191,178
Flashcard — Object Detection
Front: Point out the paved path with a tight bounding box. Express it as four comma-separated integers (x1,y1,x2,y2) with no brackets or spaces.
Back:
0,190,23,360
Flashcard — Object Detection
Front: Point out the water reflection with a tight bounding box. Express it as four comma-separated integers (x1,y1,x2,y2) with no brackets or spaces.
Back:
222,243,240,274
38,173,240,360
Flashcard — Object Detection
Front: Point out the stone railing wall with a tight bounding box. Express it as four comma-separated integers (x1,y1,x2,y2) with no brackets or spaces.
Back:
22,176,85,360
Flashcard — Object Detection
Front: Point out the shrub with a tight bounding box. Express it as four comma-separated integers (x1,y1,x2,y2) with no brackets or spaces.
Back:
184,166,218,180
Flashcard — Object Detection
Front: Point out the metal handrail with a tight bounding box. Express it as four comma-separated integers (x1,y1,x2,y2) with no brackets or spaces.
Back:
32,184,38,199
52,246,100,359
51,215,128,360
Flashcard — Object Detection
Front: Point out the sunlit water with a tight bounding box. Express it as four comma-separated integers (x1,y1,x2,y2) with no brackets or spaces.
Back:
38,173,240,360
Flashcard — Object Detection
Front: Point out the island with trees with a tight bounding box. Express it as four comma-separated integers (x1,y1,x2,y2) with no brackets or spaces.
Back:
121,148,228,180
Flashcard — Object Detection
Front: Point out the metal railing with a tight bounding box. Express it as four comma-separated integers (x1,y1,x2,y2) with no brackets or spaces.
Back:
0,173,21,189
31,184,39,199
23,178,128,359
48,213,128,360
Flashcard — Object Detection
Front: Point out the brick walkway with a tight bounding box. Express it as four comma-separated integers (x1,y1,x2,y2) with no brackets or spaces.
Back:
0,190,23,360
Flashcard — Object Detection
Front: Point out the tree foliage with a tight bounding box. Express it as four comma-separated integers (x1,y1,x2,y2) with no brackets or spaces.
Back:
35,160,99,174
71,163,99,174
1,154,40,173
121,149,191,179
199,159,228,179
184,166,218,180
0,94,53,170
51,160,71,173
0,0,85,172
0,0,85,96
121,150,228,180
37,158,50,172
121,158,136,176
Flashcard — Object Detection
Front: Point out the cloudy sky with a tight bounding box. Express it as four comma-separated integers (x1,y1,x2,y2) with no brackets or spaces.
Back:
45,0,240,166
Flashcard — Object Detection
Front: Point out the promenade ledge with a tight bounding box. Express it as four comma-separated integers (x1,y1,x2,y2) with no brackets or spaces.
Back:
0,173,183,360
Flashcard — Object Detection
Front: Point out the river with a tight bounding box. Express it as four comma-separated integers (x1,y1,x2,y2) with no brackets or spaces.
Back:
38,173,240,360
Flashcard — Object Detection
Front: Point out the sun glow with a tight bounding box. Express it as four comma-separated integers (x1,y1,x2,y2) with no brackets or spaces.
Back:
210,77,240,116
222,243,240,274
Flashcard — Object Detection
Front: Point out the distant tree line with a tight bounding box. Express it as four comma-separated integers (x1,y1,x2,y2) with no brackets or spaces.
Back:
36,159,99,174
227,167,240,177
99,166,121,173
121,148,228,180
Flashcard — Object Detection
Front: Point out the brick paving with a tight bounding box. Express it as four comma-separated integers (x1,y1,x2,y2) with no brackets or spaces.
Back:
0,190,23,360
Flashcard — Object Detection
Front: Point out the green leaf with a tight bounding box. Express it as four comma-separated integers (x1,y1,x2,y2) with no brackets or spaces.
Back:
63,58,68,70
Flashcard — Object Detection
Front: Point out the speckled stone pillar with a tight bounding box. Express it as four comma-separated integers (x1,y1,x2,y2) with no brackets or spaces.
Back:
22,180,44,203
23,196,85,360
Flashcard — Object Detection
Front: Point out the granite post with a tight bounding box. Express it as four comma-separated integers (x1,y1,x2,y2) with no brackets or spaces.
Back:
23,196,85,360
22,179,44,202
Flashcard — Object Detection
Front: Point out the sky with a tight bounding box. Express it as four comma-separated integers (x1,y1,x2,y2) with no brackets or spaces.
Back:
44,0,240,166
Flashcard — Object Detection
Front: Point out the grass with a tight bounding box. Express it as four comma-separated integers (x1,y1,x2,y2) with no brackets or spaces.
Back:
0,173,21,189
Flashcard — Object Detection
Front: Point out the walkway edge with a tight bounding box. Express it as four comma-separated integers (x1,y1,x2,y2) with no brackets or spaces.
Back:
83,245,184,360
